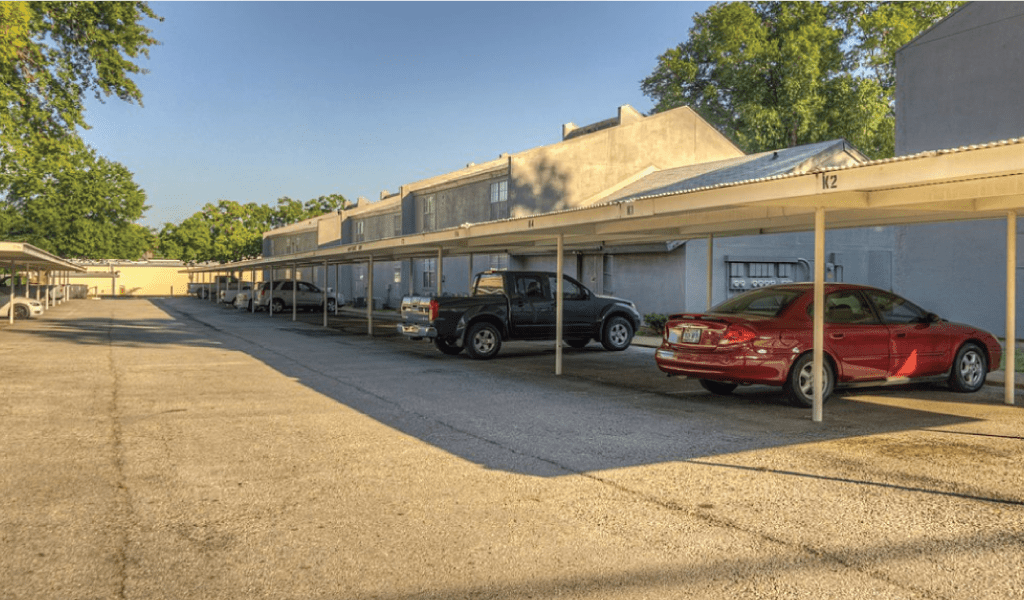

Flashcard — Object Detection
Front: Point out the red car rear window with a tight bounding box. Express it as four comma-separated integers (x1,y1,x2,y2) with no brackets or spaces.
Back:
710,289,802,317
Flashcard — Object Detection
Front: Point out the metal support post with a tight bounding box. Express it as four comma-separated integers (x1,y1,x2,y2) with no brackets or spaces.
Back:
812,207,826,423
1007,211,1017,405
367,256,374,336
556,234,564,376
707,234,714,310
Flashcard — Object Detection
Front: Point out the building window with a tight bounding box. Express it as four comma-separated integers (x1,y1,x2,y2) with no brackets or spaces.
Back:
422,258,436,289
393,214,402,238
355,220,365,242
489,254,508,271
393,264,402,284
423,195,436,232
490,180,508,220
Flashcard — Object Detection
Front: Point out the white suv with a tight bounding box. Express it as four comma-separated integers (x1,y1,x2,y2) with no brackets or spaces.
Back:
252,281,344,313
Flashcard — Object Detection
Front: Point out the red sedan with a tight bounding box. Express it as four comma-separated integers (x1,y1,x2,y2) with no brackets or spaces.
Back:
654,283,1002,406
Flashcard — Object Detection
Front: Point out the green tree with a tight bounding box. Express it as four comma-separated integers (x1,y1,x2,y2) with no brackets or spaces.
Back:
304,194,347,216
640,1,963,158
158,194,347,263
1,1,161,258
0,2,161,184
0,140,153,258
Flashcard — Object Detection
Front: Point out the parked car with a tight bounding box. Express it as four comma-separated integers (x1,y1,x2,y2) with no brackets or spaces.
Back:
218,283,253,305
1,295,44,320
252,281,344,313
189,275,241,299
654,283,1002,406
399,270,641,359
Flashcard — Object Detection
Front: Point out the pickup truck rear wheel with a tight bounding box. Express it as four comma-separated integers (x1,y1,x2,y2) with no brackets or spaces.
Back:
434,337,464,355
466,322,501,360
601,315,634,351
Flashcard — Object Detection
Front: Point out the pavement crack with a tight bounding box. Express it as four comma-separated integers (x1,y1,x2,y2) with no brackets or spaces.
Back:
106,319,133,600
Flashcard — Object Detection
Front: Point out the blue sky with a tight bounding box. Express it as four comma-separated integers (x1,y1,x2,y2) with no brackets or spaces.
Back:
79,1,712,229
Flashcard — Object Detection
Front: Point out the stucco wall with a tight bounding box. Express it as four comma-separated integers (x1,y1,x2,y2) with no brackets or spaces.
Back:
895,3,1024,154
510,106,744,216
70,264,195,296
892,2,1024,335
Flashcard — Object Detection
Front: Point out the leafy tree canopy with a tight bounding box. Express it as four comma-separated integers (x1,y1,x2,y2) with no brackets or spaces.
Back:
1,1,161,258
640,1,963,158
0,137,154,258
158,194,348,263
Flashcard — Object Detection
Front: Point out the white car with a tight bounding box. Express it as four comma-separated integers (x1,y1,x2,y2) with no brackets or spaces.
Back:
1,295,44,319
232,290,254,310
219,283,253,305
242,281,345,313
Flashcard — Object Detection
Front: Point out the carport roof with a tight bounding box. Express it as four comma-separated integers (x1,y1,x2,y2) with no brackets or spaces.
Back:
0,242,85,272
185,137,1024,272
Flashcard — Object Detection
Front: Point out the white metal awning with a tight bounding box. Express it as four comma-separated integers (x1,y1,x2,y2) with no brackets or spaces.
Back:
185,138,1024,420
1,242,84,323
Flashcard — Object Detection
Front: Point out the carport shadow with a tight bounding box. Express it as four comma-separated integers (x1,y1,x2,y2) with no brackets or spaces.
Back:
71,299,998,481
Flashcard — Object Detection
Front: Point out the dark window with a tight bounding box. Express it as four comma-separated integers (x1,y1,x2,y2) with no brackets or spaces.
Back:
711,288,802,317
490,180,509,220
515,275,547,299
864,290,930,324
807,290,880,324
423,195,436,232
548,276,585,300
422,258,435,289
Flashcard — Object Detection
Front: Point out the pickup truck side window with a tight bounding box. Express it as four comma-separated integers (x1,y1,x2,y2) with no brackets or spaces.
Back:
548,276,585,301
515,275,547,300
473,274,505,296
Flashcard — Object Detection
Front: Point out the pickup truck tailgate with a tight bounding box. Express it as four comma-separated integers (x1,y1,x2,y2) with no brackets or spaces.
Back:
398,296,436,338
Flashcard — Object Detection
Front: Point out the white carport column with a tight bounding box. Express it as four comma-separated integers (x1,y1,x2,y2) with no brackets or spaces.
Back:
367,256,374,337
1006,211,1017,406
268,270,275,317
556,233,564,376
334,263,340,315
291,265,298,322
812,207,826,423
322,260,328,327
707,234,714,310
8,261,14,324
436,248,443,296
250,268,257,313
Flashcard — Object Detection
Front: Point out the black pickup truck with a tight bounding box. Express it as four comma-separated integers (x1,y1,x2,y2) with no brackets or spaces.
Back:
398,270,642,359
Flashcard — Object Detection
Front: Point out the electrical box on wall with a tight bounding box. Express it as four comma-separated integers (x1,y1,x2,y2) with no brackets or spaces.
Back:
723,255,844,297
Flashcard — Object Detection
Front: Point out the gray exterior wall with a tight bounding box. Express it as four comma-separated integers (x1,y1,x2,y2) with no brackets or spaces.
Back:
518,228,899,325
895,2,1024,154
891,2,1024,335
412,172,508,233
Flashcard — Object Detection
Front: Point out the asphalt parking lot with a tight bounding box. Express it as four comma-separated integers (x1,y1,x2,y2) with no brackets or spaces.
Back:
2,297,1022,600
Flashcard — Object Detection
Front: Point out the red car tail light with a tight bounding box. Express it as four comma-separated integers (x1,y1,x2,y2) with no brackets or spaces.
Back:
719,324,756,345
429,298,439,321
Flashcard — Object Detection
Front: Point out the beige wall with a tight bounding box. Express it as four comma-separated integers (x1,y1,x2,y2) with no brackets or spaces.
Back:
510,105,744,216
69,264,196,296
